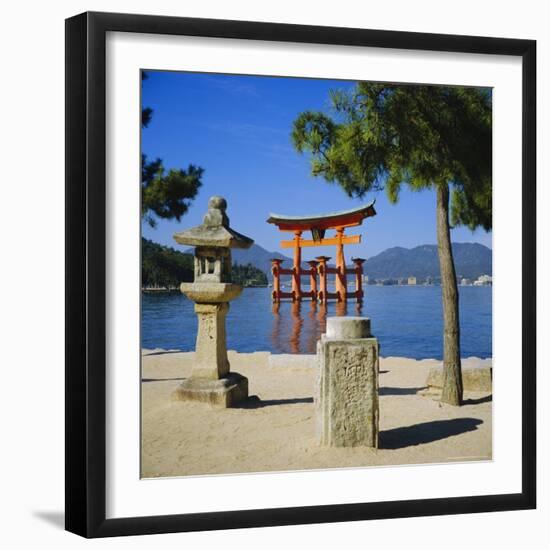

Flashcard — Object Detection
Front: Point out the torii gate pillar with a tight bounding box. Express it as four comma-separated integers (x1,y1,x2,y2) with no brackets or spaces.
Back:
292,231,302,301
335,227,347,302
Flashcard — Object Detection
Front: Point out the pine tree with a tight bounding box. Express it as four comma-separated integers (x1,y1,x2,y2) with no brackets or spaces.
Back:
292,83,492,405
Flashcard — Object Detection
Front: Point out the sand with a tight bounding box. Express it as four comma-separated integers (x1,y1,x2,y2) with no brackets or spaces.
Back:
141,350,492,478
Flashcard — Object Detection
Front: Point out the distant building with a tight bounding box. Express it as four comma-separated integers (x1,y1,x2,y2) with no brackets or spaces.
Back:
474,274,492,286
362,274,369,284
408,276,417,285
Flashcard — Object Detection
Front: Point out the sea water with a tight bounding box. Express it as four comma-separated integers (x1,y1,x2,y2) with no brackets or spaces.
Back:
141,286,492,359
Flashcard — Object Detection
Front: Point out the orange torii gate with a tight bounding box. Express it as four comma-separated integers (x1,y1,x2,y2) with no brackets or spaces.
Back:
267,202,376,303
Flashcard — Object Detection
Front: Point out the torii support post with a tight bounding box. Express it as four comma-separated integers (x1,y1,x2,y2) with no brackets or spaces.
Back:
292,231,302,302
306,260,319,302
316,256,330,304
270,258,283,302
352,257,366,302
270,259,295,302
335,228,347,302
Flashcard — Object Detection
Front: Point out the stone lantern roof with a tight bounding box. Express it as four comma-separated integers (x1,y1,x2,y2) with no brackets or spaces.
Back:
173,195,254,249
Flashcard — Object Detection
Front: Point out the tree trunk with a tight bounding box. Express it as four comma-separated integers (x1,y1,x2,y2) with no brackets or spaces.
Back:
436,183,463,406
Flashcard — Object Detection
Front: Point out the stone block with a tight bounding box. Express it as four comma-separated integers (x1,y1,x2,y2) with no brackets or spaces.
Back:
426,361,492,392
325,316,371,340
172,372,249,408
317,317,379,448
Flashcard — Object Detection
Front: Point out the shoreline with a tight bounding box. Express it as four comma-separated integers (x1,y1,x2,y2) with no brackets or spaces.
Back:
142,348,493,363
141,350,492,478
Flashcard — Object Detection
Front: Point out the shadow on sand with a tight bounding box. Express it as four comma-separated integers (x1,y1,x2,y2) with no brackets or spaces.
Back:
142,349,183,357
379,418,483,450
236,396,314,409
463,395,492,405
379,386,426,396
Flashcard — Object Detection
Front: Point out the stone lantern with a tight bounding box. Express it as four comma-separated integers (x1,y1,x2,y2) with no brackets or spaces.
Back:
172,195,254,407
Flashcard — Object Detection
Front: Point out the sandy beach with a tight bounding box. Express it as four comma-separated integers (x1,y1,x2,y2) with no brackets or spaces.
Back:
141,350,492,478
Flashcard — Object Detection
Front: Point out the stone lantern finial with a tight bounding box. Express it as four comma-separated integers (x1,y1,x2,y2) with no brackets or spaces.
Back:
173,195,253,250
203,195,229,228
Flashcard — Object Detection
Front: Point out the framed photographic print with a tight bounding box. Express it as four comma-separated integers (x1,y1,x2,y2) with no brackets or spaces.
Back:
65,11,536,538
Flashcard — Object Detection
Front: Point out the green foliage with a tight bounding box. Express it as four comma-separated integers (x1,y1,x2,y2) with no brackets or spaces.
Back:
141,107,153,128
141,155,203,228
142,238,194,288
142,239,268,288
141,72,203,228
291,83,492,230
231,263,268,286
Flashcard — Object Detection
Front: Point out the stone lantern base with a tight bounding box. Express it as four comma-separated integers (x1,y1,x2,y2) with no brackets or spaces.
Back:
173,372,248,408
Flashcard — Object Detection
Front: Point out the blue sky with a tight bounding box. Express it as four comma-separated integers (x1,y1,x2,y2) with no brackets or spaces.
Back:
141,71,492,259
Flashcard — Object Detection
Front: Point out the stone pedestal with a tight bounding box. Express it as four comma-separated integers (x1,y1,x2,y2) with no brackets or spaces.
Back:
317,317,379,447
172,300,249,407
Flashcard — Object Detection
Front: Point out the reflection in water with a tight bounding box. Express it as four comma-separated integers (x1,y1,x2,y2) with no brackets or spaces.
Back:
289,302,303,354
143,287,492,358
271,299,364,354
306,302,318,353
335,301,346,317
317,303,328,345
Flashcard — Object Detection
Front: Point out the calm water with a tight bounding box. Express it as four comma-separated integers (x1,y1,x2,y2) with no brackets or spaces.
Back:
141,286,492,359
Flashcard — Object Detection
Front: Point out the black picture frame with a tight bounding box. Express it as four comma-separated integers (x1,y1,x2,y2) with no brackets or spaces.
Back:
65,11,536,538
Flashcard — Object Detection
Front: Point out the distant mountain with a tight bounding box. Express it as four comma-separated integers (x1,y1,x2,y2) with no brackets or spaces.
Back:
231,244,293,275
180,240,491,281
363,243,492,280
232,242,492,281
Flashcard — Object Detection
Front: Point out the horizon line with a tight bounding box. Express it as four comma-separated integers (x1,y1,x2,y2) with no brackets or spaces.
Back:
143,235,492,254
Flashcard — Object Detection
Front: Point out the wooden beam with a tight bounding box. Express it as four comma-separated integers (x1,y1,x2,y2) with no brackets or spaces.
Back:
280,235,361,248
276,220,362,232
269,205,376,232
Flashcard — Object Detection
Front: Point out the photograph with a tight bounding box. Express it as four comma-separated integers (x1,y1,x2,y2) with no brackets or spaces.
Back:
139,70,493,479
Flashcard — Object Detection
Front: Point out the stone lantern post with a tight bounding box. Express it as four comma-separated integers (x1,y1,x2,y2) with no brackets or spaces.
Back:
172,196,253,407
